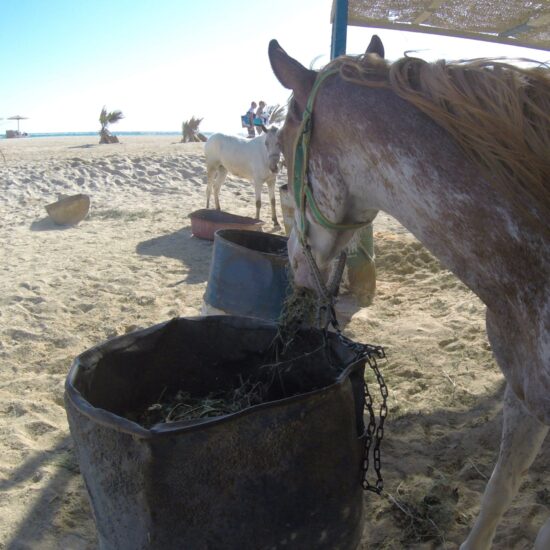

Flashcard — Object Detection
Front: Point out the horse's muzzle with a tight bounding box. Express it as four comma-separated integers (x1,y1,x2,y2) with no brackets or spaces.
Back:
287,231,323,291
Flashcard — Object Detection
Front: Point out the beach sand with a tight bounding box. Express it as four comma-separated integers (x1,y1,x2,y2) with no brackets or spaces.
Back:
0,136,547,549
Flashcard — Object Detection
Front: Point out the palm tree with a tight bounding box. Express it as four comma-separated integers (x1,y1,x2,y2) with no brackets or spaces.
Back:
181,116,207,142
99,106,124,144
267,103,287,125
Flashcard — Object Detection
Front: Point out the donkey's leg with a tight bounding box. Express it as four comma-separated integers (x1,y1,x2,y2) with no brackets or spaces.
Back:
213,166,227,210
205,166,216,208
253,180,262,220
460,384,548,550
266,178,280,226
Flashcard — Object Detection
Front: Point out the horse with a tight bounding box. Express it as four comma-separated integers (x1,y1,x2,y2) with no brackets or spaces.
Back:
204,126,281,226
268,35,550,549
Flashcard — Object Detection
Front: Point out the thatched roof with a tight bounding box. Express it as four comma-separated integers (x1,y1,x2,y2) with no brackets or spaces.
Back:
331,1,550,51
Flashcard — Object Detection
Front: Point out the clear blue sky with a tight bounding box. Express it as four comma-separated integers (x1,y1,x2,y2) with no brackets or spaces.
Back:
1,0,548,135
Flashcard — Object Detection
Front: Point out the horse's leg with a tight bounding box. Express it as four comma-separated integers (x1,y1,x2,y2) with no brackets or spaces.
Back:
213,166,227,210
535,519,550,550
266,178,279,226
253,179,262,220
460,384,548,550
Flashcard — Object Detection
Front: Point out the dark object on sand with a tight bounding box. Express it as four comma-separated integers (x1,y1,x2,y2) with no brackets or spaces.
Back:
5,129,28,138
65,316,367,550
45,194,90,225
99,132,119,144
188,208,263,240
204,229,290,320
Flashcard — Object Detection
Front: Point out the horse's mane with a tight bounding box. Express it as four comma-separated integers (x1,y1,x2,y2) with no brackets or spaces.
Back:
325,53,550,229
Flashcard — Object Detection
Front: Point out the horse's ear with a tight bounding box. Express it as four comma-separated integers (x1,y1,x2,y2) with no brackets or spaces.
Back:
365,35,385,59
268,39,317,111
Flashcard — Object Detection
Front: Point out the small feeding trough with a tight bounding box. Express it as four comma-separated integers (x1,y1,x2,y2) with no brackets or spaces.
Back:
189,209,263,240
65,316,368,550
203,229,290,320
45,193,90,226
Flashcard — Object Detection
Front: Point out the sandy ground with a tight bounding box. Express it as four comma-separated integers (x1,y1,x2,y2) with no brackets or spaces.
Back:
0,136,547,549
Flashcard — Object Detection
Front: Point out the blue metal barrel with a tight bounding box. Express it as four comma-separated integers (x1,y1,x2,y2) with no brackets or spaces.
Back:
204,229,290,321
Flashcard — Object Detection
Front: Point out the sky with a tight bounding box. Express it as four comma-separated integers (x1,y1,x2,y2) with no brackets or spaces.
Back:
1,0,549,136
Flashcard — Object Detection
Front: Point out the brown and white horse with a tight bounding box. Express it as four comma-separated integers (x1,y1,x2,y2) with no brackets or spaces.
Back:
268,36,550,549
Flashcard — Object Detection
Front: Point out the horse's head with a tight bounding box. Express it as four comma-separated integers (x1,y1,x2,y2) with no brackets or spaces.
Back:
268,37,384,291
261,125,282,174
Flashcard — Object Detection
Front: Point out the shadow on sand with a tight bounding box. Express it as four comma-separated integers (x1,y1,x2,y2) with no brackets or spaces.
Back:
136,225,212,284
30,217,78,232
3,435,95,550
6,383,539,549
361,378,550,548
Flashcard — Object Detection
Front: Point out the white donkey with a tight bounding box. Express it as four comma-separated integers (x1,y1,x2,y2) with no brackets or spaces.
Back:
205,127,281,226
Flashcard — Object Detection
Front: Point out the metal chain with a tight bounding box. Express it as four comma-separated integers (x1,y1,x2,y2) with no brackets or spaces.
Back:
299,241,388,494
331,324,387,495
361,350,388,494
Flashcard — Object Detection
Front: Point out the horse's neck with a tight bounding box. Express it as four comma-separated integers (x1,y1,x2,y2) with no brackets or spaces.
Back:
327,88,546,312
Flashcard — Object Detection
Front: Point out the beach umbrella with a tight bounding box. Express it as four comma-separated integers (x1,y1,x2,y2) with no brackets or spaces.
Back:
8,115,28,132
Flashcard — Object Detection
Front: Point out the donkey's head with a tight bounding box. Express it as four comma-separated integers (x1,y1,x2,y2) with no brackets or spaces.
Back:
261,125,282,174
268,37,383,290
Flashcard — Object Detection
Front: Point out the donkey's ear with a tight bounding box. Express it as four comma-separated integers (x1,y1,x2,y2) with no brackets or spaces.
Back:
365,35,385,58
268,40,317,111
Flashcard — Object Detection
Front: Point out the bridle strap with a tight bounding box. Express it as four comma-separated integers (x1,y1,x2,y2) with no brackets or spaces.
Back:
289,66,375,327
303,185,369,232
292,67,371,244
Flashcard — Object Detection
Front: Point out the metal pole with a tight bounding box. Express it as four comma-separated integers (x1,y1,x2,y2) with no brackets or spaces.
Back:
330,0,348,59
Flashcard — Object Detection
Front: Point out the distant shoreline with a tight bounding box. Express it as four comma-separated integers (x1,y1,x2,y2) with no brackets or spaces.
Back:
0,131,186,140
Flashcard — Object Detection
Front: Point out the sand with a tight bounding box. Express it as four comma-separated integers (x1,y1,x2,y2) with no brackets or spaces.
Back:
0,135,547,549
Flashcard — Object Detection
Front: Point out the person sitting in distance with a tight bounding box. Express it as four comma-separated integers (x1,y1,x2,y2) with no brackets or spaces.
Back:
255,101,268,134
244,101,257,138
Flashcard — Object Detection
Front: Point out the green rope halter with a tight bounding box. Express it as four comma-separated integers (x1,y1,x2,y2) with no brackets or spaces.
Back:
292,67,371,244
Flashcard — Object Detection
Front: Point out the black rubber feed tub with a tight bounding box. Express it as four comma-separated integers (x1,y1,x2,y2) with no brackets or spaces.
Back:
204,229,290,321
65,316,367,550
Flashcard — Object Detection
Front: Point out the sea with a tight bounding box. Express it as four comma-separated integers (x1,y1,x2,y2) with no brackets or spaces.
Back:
0,131,185,140
0,132,183,139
